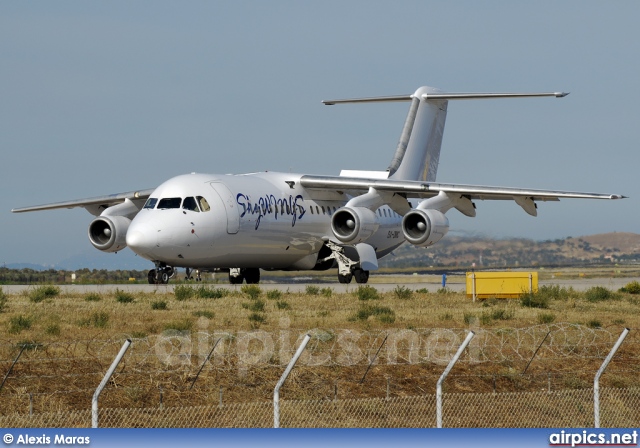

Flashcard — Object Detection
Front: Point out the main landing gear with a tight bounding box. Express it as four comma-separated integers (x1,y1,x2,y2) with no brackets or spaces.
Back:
321,241,370,284
185,268,203,282
228,268,260,285
148,263,175,284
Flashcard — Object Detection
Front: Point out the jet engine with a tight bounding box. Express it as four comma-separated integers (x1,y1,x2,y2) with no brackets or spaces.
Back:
331,207,379,244
401,209,449,247
88,215,131,253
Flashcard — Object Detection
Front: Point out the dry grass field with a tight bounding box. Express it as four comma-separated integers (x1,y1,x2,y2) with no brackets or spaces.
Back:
0,277,639,416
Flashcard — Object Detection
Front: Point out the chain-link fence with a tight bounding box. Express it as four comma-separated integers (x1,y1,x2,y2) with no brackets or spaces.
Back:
1,387,638,428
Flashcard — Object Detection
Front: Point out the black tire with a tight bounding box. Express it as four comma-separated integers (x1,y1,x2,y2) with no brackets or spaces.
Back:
354,268,369,284
244,268,260,284
148,269,157,284
338,273,352,284
160,271,170,284
229,272,244,285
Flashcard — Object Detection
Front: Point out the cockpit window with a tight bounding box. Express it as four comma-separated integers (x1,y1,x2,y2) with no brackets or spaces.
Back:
157,197,182,209
197,196,210,212
182,196,200,212
143,198,158,209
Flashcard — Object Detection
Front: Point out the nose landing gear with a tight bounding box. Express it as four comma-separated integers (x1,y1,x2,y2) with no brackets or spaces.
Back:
148,263,175,284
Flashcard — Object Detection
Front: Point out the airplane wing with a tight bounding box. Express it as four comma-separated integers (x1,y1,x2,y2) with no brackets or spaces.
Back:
299,175,625,216
11,188,155,216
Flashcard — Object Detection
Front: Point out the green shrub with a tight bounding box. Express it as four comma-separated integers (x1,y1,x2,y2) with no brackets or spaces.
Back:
9,315,33,334
0,287,7,313
353,305,395,323
463,312,477,325
584,286,619,303
520,291,549,309
248,313,266,324
174,285,195,301
84,292,102,302
305,285,320,295
619,281,640,294
537,312,556,324
241,285,262,300
436,287,454,295
196,286,227,299
266,289,282,300
45,323,61,335
416,288,429,294
276,300,291,310
538,285,572,301
193,310,214,319
89,312,109,328
321,287,333,297
29,285,60,303
393,285,413,300
151,300,168,310
355,285,380,301
114,289,134,303
587,319,602,328
242,299,265,312
163,319,193,332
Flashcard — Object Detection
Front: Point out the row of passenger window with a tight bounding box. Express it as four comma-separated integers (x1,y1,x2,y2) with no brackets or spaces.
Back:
143,196,211,212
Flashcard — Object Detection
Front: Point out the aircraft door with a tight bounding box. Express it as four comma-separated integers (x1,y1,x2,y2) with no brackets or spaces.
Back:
210,182,239,234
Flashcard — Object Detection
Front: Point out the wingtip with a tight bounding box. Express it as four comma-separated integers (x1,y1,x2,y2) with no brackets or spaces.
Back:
555,92,570,98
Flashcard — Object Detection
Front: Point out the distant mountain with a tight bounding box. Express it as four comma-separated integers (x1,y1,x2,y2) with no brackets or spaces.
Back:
379,232,640,268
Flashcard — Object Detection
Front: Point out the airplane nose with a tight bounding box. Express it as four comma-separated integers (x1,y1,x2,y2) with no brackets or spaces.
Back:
126,223,157,257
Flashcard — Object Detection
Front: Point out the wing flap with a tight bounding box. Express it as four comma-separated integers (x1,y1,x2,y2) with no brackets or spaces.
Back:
299,175,625,201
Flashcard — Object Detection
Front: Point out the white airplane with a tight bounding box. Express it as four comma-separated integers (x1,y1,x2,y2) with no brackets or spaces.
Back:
12,86,625,285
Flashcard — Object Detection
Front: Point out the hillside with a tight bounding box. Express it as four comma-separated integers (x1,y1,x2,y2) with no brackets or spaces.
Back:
379,232,640,268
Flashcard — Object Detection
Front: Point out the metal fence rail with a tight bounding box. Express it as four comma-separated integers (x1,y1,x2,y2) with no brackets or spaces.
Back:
1,387,638,428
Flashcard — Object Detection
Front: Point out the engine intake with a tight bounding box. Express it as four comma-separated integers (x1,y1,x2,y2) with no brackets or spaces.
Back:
331,207,379,244
88,216,131,253
402,209,449,247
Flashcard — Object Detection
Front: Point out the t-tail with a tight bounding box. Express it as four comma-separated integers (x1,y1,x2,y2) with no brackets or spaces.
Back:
323,86,568,182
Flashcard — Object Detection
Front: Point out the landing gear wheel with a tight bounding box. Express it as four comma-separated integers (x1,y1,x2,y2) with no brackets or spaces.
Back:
338,273,353,284
353,268,369,284
160,271,170,284
148,269,156,284
229,269,244,285
244,268,260,284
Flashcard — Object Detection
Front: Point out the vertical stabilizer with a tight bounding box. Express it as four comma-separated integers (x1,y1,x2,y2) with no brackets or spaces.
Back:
322,87,568,183
388,86,448,182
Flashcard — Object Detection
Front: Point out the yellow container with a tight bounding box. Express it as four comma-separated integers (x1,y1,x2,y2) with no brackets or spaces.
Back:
466,271,538,300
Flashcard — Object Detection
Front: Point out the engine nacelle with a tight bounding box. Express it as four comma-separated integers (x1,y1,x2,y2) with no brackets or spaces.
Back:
402,209,449,247
88,215,131,253
331,207,379,244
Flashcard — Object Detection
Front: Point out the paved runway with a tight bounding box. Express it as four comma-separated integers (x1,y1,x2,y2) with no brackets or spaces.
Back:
2,275,638,295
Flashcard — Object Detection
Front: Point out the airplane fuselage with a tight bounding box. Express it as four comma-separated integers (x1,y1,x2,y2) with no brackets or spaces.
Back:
126,172,405,270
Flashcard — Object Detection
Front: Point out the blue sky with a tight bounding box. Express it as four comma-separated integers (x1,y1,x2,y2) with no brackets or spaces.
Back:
1,1,638,267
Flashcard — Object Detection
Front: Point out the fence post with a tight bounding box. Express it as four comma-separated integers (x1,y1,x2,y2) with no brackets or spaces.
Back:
436,331,475,428
594,328,629,428
471,273,476,302
274,334,310,428
0,344,26,393
92,339,131,428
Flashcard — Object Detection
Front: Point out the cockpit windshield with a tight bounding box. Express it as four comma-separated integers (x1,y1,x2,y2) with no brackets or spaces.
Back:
182,197,199,212
157,198,182,209
145,196,211,211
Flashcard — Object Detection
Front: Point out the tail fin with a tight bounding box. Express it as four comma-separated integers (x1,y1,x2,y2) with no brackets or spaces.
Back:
323,87,568,182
